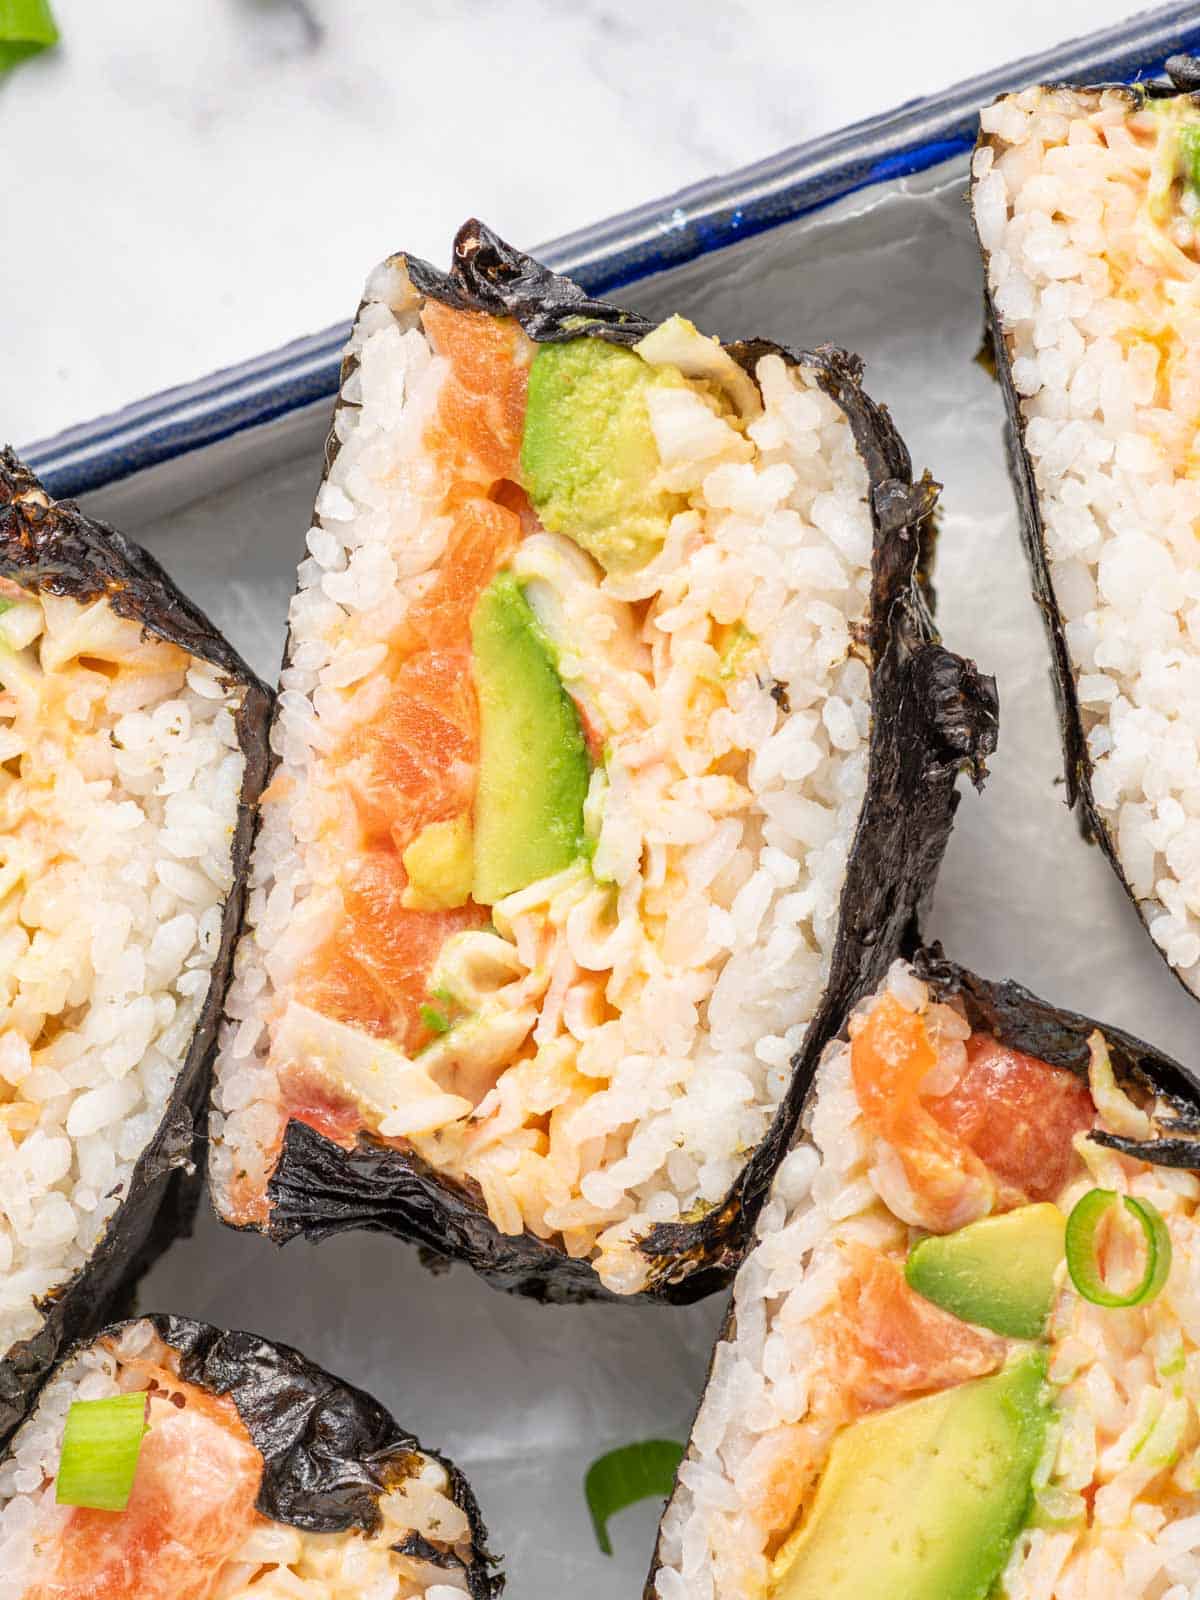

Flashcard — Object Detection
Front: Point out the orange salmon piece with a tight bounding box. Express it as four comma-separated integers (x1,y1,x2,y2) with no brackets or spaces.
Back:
420,301,531,489
927,1034,1094,1205
29,1381,261,1600
341,648,477,852
406,497,521,651
302,851,486,1053
822,1245,1005,1411
850,992,994,1231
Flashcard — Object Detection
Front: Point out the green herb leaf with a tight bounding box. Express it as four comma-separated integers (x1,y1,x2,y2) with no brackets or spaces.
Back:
1065,1188,1172,1309
0,0,59,74
584,1439,683,1556
419,1003,451,1035
56,1393,150,1512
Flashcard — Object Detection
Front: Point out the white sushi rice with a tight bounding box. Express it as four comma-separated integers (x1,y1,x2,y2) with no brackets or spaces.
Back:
0,587,244,1355
211,258,878,1292
973,86,1200,993
655,960,1200,1600
0,1319,473,1599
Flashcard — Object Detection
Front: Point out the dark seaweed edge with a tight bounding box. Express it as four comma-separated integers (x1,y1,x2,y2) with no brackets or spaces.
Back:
0,453,273,1445
228,220,997,1304
2,1313,500,1599
971,79,1200,1008
642,942,1200,1596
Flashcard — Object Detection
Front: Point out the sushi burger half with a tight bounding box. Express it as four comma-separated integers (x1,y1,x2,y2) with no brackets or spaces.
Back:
651,949,1200,1600
211,223,996,1300
0,455,269,1440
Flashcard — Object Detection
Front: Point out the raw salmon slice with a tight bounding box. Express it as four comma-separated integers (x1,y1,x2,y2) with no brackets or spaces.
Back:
28,1378,262,1600
850,993,995,1231
420,301,532,490
926,1033,1095,1205
821,1245,1005,1413
301,851,486,1054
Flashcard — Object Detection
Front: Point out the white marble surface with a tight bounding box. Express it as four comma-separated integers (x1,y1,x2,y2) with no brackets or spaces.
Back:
7,0,1147,447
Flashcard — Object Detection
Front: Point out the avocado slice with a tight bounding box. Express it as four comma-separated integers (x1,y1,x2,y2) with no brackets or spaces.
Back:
905,1203,1066,1340
772,1353,1050,1600
519,338,688,574
470,571,589,904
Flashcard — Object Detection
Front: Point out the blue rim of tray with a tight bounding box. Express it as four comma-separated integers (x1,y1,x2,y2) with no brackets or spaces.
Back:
25,1,1200,501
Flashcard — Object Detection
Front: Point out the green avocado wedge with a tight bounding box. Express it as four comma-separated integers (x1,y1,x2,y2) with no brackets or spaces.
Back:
905,1203,1066,1340
519,338,688,574
470,571,589,904
771,1353,1050,1600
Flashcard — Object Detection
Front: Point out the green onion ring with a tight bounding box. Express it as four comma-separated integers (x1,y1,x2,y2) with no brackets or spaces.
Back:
1064,1188,1172,1309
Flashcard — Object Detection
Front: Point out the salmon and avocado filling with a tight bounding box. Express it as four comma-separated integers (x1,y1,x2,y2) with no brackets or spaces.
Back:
215,257,880,1291
0,1320,486,1600
973,84,1200,993
655,963,1200,1600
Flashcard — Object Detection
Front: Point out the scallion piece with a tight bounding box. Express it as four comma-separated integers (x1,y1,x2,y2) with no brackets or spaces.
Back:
56,1393,149,1512
0,0,59,73
584,1438,683,1556
1181,123,1200,197
419,1003,452,1035
1064,1188,1172,1309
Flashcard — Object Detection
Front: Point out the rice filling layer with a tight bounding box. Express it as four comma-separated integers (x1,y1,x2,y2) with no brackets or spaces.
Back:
0,583,244,1351
656,961,1200,1600
213,263,876,1292
974,86,1200,989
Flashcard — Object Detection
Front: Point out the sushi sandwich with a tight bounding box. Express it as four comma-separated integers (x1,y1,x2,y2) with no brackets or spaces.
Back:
0,453,270,1440
651,948,1200,1600
972,53,1200,1000
0,1313,499,1600
211,221,996,1301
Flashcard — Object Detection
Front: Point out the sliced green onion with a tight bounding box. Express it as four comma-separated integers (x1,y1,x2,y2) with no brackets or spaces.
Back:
419,1003,451,1035
1065,1188,1172,1309
1181,124,1200,197
584,1439,683,1556
56,1393,149,1511
0,0,58,73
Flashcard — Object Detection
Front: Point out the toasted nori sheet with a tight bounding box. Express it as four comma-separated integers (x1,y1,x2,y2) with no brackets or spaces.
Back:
234,222,998,1304
644,942,1200,1597
973,58,1200,1004
0,453,272,1443
9,1313,500,1598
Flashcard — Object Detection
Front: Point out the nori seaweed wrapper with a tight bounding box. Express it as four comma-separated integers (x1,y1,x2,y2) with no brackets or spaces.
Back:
0,452,272,1441
972,56,1200,1005
643,941,1200,1596
233,223,998,1304
8,1312,501,1598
